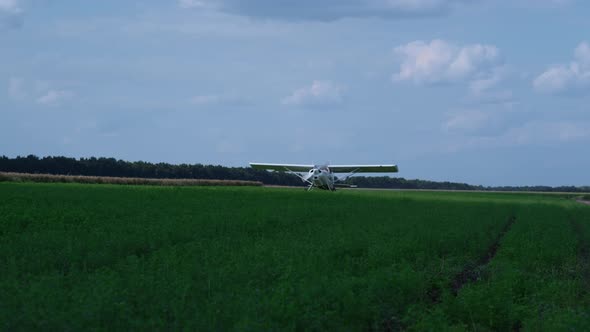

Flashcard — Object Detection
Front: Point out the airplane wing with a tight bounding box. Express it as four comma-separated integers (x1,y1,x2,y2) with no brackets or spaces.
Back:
329,165,399,173
249,163,314,172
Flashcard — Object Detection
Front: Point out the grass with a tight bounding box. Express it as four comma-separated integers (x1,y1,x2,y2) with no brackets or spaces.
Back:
0,172,262,187
0,183,589,330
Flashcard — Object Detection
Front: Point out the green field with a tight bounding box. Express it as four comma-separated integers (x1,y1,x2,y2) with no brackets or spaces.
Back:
1,183,589,331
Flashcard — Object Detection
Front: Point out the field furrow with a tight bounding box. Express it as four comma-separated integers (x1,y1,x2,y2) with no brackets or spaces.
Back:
569,215,590,299
450,215,516,296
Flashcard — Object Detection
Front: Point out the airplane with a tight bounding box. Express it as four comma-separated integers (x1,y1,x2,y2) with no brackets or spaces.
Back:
249,162,398,191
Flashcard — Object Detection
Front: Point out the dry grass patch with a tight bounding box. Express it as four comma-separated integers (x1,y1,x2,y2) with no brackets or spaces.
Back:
0,172,262,187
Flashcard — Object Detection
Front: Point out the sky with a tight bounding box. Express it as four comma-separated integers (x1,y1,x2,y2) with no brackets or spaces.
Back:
1,0,589,186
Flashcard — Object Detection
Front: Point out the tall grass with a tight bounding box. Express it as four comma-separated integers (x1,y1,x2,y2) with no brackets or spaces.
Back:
0,183,588,330
0,172,262,187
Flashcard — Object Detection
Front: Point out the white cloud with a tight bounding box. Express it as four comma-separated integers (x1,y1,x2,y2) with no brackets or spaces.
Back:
37,90,74,106
533,41,590,95
393,40,500,85
282,80,343,107
393,40,513,108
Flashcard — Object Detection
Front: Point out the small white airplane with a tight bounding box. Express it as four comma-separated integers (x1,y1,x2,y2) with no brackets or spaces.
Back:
250,162,399,191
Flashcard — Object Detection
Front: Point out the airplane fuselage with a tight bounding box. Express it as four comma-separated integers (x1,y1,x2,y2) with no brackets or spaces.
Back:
306,166,337,191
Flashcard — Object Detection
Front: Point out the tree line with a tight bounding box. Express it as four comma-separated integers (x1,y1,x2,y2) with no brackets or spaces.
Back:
1,155,588,192
0,155,301,186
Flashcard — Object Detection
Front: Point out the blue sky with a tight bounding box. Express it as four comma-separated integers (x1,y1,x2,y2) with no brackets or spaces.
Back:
1,0,589,186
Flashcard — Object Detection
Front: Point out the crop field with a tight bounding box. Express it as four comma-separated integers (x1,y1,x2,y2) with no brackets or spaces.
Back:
1,183,589,331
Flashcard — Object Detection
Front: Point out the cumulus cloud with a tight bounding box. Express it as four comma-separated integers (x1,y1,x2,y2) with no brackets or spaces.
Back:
178,0,473,21
282,80,343,107
393,39,500,85
533,42,590,95
37,90,74,106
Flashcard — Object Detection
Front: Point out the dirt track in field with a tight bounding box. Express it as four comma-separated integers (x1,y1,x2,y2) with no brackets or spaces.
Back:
384,217,518,331
450,216,517,296
570,219,590,296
